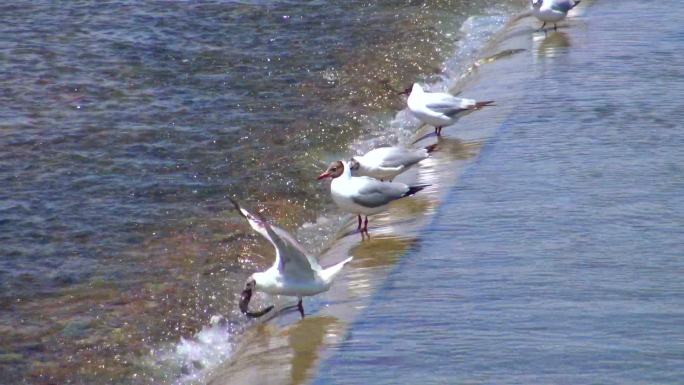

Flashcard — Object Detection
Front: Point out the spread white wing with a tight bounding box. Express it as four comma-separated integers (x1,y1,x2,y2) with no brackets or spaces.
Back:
230,199,321,280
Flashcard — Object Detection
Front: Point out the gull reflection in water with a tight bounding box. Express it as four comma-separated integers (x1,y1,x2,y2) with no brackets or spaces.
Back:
534,30,571,59
287,316,340,385
208,316,341,385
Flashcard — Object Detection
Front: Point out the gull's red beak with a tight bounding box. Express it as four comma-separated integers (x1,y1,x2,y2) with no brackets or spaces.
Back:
317,172,331,180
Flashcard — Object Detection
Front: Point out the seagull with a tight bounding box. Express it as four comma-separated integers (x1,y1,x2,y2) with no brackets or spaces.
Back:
531,0,581,31
350,143,437,182
399,83,494,136
317,160,429,233
230,198,353,319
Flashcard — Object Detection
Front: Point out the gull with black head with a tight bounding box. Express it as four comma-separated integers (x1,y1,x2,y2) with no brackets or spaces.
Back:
231,198,353,319
318,160,429,233
350,143,437,182
399,83,494,137
531,0,581,31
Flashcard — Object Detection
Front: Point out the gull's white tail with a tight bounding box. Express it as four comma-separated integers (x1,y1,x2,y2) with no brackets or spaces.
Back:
322,256,353,284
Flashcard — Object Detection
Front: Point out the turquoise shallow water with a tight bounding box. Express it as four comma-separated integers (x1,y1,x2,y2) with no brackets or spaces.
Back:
313,1,684,384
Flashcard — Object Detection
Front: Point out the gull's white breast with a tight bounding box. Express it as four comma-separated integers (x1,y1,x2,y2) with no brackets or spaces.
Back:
330,177,389,215
533,5,567,22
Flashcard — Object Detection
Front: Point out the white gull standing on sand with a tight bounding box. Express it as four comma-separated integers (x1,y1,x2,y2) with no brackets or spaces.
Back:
317,160,429,233
231,198,353,318
400,83,494,136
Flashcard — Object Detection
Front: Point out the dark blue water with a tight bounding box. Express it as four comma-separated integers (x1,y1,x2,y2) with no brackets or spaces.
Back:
314,1,684,384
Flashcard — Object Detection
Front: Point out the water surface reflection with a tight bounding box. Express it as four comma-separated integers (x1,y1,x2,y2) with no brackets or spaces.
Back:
207,316,341,385
535,31,571,58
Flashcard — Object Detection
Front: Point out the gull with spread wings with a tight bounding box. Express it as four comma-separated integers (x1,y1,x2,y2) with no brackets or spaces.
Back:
231,198,353,318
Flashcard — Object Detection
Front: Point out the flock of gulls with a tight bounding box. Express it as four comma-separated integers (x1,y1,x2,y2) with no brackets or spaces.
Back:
233,0,581,319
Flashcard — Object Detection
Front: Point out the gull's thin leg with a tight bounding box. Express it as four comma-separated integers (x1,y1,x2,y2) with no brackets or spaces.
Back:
540,22,546,31
435,126,442,136
363,216,369,233
554,23,558,31
357,215,362,230
297,297,305,318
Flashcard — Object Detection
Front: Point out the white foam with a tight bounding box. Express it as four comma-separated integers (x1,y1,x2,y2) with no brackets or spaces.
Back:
152,315,240,385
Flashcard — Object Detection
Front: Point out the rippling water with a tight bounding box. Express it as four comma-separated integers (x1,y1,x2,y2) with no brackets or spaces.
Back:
12,0,682,384
315,1,684,384
0,1,523,384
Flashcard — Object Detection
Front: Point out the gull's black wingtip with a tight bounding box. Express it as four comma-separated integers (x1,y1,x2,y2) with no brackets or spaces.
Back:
228,196,244,216
474,100,496,109
424,143,439,154
405,184,430,197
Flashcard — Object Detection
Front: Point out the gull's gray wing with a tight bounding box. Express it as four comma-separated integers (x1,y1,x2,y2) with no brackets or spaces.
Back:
423,93,475,116
425,103,468,117
552,0,575,12
230,199,321,280
350,179,409,208
270,225,322,274
378,147,427,168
